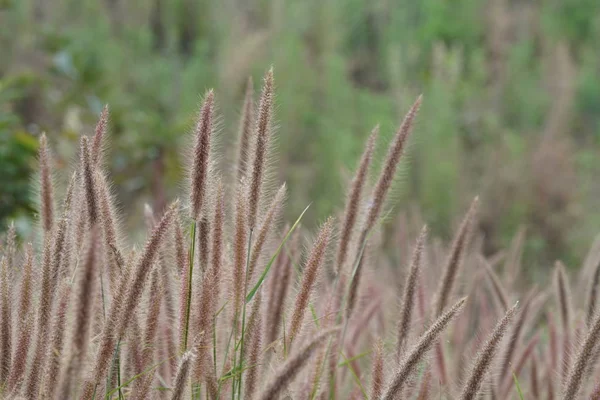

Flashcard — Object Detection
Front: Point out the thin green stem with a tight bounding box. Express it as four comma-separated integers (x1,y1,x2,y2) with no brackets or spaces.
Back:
183,221,197,350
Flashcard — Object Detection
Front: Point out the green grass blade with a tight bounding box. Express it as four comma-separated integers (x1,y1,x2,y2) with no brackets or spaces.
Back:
245,204,310,303
340,352,368,399
513,373,524,400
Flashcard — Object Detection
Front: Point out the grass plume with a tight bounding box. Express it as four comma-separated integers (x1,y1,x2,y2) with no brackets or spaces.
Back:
460,302,519,400
258,327,340,400
247,68,274,230
288,217,334,349
190,90,215,220
382,297,467,399
397,225,427,358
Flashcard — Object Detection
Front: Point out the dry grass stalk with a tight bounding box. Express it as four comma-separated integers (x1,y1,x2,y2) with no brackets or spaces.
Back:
370,339,385,400
498,289,535,383
335,126,378,276
397,225,427,358
481,255,509,312
265,226,295,347
247,183,286,284
586,258,600,326
4,223,16,269
171,351,196,400
236,76,255,182
459,301,519,400
0,256,11,383
130,270,163,400
39,133,54,234
81,201,178,398
209,180,225,323
26,236,55,398
258,327,340,400
233,179,249,329
197,216,210,274
7,244,34,392
91,105,109,166
288,217,334,348
68,226,99,385
554,261,573,382
433,197,479,317
190,90,215,220
41,283,71,399
562,303,600,399
382,297,467,399
244,290,264,400
7,314,33,393
96,171,122,292
80,136,99,224
8,68,600,400
346,98,422,320
247,68,274,229
363,96,422,236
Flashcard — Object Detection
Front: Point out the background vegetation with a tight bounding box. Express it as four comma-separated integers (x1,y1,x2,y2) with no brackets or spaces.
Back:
1,0,600,270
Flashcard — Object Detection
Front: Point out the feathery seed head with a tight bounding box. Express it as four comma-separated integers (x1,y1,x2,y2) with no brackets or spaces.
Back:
259,327,340,400
364,96,422,234
39,133,54,234
288,217,334,347
80,136,99,225
171,351,196,400
397,225,428,358
383,297,467,399
190,90,215,220
433,196,479,317
237,76,255,181
459,301,519,400
248,68,274,229
335,126,378,276
91,104,109,166
371,338,385,400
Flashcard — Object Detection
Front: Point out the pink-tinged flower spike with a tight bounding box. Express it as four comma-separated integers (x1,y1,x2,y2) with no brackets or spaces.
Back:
236,76,255,182
258,327,340,400
247,67,274,230
189,90,215,221
91,104,109,166
39,133,55,235
383,297,467,399
459,302,519,400
287,217,334,349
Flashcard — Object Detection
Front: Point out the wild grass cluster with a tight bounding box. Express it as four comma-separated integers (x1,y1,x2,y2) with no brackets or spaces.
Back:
2,68,600,399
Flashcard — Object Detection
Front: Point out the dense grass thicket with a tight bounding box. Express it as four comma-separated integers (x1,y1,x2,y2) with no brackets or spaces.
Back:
2,70,600,399
2,0,600,270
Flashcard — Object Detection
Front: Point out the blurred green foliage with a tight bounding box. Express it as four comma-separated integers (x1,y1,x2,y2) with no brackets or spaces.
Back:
0,76,38,224
1,0,600,269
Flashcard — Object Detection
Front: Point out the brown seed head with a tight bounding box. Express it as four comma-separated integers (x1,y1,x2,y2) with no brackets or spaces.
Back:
190,90,215,220
259,327,340,400
433,196,479,317
247,67,274,229
335,126,378,276
91,104,109,166
459,301,519,400
80,136,99,224
288,217,334,348
383,297,467,399
237,76,255,181
39,133,54,234
364,96,421,234
397,225,427,358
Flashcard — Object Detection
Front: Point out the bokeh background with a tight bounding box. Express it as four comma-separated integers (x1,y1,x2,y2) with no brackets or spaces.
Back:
1,0,599,271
